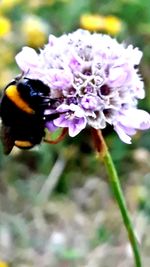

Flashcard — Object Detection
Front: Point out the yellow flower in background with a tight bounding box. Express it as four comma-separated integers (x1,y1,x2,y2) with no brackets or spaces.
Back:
80,14,105,31
0,260,9,267
21,16,49,47
104,15,122,35
80,13,122,35
0,0,22,10
0,16,11,37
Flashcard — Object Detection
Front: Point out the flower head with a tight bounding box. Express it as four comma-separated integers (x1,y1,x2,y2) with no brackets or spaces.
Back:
15,29,150,143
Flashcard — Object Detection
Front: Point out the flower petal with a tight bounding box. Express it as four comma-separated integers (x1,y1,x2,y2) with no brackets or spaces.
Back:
114,124,132,144
15,47,39,73
68,117,86,137
118,109,150,130
108,65,131,87
45,121,58,132
54,115,70,128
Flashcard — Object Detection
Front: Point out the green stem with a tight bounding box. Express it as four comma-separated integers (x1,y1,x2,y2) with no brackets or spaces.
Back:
92,129,142,267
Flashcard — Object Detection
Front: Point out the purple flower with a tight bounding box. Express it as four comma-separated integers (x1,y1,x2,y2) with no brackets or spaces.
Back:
15,29,150,143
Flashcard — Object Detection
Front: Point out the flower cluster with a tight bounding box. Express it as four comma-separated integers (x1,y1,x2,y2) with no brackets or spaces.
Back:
15,29,150,143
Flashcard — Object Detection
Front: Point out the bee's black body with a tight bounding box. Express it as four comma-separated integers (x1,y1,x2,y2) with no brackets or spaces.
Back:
0,77,57,154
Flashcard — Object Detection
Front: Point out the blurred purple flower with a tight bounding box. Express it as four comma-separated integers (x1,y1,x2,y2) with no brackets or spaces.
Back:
15,29,150,143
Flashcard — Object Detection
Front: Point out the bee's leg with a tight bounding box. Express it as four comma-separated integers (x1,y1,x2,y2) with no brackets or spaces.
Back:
43,128,68,144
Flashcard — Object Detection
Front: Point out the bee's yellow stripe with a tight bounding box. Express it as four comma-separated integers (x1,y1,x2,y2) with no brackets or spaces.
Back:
15,140,33,148
5,85,35,114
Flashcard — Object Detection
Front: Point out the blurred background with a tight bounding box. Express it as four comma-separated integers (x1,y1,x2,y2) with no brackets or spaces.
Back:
0,0,150,266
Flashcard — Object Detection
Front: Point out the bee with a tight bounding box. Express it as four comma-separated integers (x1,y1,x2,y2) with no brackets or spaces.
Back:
0,75,61,154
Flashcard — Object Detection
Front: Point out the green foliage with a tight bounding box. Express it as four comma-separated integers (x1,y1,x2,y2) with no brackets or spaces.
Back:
92,225,112,246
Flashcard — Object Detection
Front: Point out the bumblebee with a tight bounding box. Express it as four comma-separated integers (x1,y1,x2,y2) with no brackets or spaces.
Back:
0,76,59,154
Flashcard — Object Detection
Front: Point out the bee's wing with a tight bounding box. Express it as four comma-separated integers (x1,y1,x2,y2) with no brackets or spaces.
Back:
0,122,14,154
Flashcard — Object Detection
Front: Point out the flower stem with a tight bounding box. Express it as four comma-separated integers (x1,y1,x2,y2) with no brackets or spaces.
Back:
92,129,142,267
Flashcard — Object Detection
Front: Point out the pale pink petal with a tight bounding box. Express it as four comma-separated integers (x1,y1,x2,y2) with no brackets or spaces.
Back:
54,115,70,128
15,47,39,73
114,124,132,144
108,65,131,87
126,45,143,65
68,117,86,137
119,109,150,130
